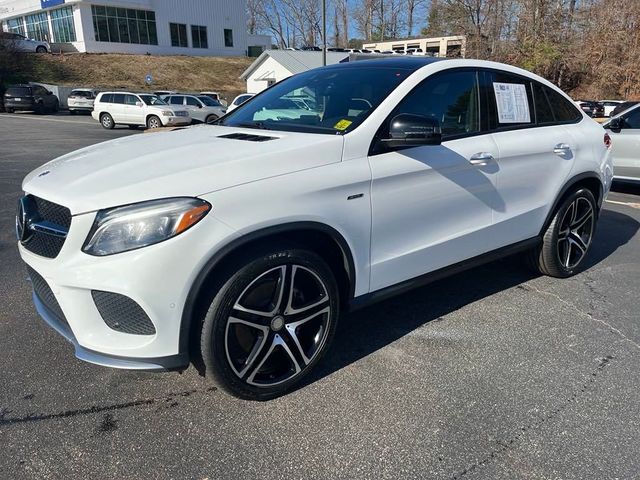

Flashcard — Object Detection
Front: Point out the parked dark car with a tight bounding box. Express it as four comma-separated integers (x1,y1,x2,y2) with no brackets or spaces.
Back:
4,84,59,114
611,101,639,117
577,100,604,117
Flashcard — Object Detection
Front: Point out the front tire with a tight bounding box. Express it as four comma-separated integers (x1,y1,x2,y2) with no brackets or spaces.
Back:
100,112,115,129
6,108,14,113
146,115,162,129
205,114,218,124
527,188,597,277
36,46,47,53
200,248,339,400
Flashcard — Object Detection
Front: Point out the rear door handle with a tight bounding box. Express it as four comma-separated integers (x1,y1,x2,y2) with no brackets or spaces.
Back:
469,152,494,166
553,143,572,155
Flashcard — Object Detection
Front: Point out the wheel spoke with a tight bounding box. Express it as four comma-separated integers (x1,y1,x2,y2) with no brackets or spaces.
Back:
285,306,331,365
571,206,593,231
284,265,329,315
563,240,572,267
569,233,588,254
234,266,287,317
246,334,302,386
225,318,270,378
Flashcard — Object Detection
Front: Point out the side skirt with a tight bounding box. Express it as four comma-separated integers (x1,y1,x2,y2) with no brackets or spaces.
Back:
348,236,540,312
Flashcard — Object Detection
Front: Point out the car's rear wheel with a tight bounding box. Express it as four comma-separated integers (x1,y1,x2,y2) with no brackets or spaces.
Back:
36,46,47,53
200,247,339,400
205,114,218,124
6,108,14,113
146,115,162,129
69,109,76,115
51,100,59,113
100,112,114,129
527,188,597,278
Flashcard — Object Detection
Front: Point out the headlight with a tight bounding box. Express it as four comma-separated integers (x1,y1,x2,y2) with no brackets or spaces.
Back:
161,110,174,116
82,198,210,256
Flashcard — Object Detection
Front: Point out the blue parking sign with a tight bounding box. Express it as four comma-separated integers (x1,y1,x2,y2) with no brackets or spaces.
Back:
41,0,65,8
145,73,153,85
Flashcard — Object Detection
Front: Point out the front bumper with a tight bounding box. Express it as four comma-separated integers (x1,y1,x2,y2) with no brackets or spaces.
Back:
19,202,236,370
162,115,191,126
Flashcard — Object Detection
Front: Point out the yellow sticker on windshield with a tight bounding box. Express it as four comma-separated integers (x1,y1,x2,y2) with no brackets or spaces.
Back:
334,119,352,130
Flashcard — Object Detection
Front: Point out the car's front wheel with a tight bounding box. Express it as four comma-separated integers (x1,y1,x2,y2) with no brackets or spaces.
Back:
205,114,218,124
528,187,598,277
36,46,47,53
146,115,162,129
200,247,339,400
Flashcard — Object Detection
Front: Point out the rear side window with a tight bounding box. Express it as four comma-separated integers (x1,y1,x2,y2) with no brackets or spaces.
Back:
624,109,640,129
100,93,113,103
112,94,125,104
483,70,534,130
169,96,183,105
392,69,480,138
532,82,555,125
6,87,32,96
544,87,582,122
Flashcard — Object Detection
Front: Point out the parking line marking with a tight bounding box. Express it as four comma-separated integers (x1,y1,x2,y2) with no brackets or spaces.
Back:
0,114,94,125
606,199,640,209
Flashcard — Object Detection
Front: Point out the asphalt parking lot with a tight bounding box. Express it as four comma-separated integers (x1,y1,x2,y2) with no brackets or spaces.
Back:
1,112,639,480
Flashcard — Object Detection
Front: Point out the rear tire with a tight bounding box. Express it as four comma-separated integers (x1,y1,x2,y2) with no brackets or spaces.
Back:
527,188,597,278
205,114,218,124
36,46,47,53
200,247,339,400
69,110,76,115
6,108,14,114
146,115,162,129
100,112,115,129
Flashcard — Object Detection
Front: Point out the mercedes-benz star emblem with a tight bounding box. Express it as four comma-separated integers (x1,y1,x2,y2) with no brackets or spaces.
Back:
16,196,34,243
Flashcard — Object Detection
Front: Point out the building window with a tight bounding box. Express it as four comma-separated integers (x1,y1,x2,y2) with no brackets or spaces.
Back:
224,28,233,47
91,5,157,45
170,23,188,47
191,25,207,49
7,18,25,36
25,12,50,42
50,6,76,42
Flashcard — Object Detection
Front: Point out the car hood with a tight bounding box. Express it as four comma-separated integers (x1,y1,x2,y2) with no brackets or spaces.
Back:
23,125,345,215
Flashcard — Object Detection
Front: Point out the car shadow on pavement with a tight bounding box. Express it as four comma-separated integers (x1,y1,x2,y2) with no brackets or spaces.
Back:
296,208,639,393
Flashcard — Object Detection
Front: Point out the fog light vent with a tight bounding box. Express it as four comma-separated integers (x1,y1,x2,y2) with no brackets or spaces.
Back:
91,291,156,335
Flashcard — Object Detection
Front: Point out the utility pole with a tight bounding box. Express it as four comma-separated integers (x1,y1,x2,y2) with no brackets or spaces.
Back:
322,0,327,65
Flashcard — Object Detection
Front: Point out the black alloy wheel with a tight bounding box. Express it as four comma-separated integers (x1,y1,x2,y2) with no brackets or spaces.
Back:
200,248,339,400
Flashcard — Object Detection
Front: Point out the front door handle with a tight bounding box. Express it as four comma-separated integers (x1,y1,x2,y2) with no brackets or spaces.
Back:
553,143,572,155
469,152,494,166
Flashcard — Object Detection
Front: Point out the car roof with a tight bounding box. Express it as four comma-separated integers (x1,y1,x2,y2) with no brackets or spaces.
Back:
322,56,446,72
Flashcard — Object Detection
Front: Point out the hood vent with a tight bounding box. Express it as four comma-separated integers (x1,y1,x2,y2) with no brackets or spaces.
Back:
218,132,276,142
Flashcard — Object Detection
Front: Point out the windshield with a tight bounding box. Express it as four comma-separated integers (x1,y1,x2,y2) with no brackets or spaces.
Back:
219,66,410,134
198,96,221,107
139,95,167,106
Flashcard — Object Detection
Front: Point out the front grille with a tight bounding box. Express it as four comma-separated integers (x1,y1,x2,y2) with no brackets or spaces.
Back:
20,196,71,258
26,266,69,329
91,291,156,335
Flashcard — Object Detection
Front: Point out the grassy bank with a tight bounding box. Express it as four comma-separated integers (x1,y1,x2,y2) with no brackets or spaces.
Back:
14,53,254,100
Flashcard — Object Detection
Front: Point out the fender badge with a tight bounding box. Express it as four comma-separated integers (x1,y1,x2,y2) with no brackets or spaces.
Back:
38,170,50,177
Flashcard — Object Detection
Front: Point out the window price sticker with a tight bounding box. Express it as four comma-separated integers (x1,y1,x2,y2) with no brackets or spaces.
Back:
493,82,531,123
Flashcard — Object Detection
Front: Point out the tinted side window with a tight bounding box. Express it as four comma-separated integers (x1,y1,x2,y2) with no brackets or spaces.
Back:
125,94,138,105
483,70,534,130
102,93,113,103
169,96,183,105
186,96,200,106
392,69,480,138
544,87,582,122
624,109,640,129
112,94,125,104
532,82,555,125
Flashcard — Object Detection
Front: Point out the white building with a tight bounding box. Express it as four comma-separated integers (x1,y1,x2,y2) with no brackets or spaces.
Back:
0,0,270,56
363,35,466,57
240,50,351,94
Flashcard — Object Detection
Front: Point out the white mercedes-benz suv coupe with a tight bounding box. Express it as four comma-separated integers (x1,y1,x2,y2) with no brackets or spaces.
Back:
17,58,613,400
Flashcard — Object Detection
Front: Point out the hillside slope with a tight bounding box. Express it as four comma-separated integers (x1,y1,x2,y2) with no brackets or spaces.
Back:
27,53,254,100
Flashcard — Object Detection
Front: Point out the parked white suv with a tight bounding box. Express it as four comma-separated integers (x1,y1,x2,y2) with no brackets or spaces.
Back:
67,89,99,115
604,103,640,182
162,94,226,123
18,58,612,400
92,92,190,129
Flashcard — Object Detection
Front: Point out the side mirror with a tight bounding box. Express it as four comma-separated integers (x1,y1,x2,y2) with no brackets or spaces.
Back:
136,101,143,107
381,113,442,148
608,117,623,133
